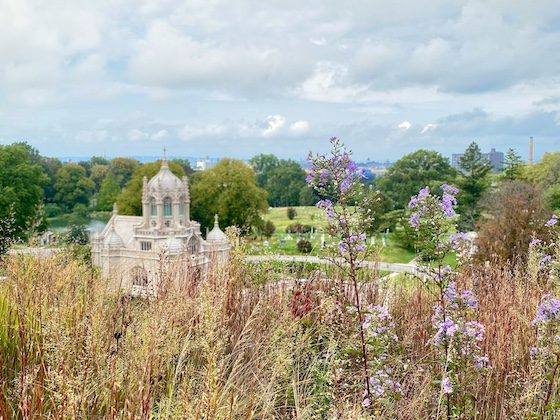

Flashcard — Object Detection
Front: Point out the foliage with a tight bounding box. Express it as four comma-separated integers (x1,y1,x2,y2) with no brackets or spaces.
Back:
286,223,313,234
110,157,140,188
171,158,195,176
0,143,48,239
287,206,297,220
63,224,90,245
456,142,492,231
249,153,280,188
117,161,185,216
97,172,121,211
476,181,551,263
266,161,308,206
54,163,95,212
0,206,15,257
296,239,313,253
376,150,457,210
90,163,111,192
501,148,524,181
545,185,560,212
190,159,268,233
38,156,62,204
361,188,392,233
262,220,276,238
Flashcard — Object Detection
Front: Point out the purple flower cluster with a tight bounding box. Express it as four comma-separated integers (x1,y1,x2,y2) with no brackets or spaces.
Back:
338,233,367,255
545,214,558,227
316,199,335,220
529,238,542,248
532,295,560,326
408,184,459,230
531,295,560,359
441,376,453,394
357,305,401,408
432,283,488,373
306,137,364,196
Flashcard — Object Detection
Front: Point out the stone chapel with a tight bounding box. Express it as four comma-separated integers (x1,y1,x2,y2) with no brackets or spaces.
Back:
92,157,230,295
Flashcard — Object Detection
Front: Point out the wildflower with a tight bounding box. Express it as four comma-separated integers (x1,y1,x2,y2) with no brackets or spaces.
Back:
410,214,420,228
474,355,489,369
530,347,539,357
545,215,558,227
529,238,542,248
442,377,453,394
441,184,459,195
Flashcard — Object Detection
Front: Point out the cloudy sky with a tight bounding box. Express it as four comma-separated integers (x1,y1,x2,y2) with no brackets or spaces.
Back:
1,0,559,161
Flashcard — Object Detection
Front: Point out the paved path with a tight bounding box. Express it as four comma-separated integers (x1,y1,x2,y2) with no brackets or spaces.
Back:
246,254,418,274
8,247,60,258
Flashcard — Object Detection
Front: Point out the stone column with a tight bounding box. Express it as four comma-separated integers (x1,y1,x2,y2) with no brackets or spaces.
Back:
157,201,163,229
173,202,179,227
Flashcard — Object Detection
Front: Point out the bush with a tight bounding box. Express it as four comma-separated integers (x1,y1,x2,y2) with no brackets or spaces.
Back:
45,204,63,218
263,220,276,238
64,224,90,245
287,207,297,220
297,239,312,253
286,223,313,234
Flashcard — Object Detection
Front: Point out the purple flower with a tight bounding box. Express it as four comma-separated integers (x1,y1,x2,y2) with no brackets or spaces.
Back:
540,255,552,266
442,377,453,394
410,214,420,228
530,347,539,357
532,295,560,326
529,239,542,248
460,290,478,309
474,355,489,369
362,397,371,408
418,186,430,199
545,215,558,227
441,184,459,195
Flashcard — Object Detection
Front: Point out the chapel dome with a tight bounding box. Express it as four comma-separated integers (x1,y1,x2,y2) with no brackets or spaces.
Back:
147,159,185,192
207,215,228,243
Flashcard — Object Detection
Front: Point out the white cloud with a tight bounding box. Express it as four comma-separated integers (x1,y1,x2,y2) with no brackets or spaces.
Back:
421,123,438,134
262,115,286,137
398,121,411,130
289,120,310,136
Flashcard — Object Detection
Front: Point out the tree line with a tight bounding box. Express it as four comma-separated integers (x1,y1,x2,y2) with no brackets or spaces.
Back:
1,140,558,263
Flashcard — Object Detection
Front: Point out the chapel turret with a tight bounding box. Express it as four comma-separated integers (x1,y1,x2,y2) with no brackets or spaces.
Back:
141,157,190,230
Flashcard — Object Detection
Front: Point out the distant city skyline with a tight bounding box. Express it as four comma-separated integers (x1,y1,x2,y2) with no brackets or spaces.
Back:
1,1,558,161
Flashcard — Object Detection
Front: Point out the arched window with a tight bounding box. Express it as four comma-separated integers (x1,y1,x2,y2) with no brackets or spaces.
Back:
188,237,197,255
131,266,148,287
163,197,172,217
179,203,185,217
150,199,157,217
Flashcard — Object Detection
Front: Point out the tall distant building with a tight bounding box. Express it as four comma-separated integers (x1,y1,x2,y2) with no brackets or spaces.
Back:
452,148,504,173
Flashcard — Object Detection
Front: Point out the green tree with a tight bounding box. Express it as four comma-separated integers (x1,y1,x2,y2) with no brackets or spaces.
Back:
0,143,48,238
376,150,457,209
266,160,307,206
116,161,185,215
249,154,280,188
54,164,95,212
502,148,524,181
191,159,268,233
111,157,140,188
171,159,195,176
97,172,121,211
39,156,62,204
90,164,111,192
456,142,492,230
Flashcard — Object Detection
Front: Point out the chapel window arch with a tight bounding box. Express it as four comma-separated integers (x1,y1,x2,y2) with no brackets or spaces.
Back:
163,197,172,218
131,266,149,287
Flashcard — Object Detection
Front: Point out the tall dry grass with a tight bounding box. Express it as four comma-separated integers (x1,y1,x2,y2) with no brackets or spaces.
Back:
0,249,556,419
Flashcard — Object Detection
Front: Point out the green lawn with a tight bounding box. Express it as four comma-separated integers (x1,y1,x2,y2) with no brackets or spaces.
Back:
251,206,418,264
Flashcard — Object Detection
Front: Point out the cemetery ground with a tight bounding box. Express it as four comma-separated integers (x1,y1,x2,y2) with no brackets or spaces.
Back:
251,206,420,264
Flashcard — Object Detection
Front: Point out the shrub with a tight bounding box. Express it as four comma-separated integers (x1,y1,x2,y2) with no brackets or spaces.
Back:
286,223,313,234
297,239,312,253
263,220,276,238
287,207,297,220
45,203,63,218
